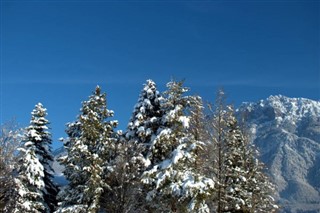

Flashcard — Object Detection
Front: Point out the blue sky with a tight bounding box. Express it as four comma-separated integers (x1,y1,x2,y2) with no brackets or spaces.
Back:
1,0,319,150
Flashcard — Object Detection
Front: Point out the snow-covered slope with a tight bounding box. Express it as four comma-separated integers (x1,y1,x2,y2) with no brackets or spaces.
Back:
238,95,320,213
52,147,67,186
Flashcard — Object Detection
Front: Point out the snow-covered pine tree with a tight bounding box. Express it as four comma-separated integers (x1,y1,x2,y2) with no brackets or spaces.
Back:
56,86,118,213
14,103,58,213
142,80,214,213
32,103,58,211
126,79,163,157
245,145,279,213
55,121,85,212
14,141,47,213
222,109,251,212
100,79,164,212
222,107,278,213
206,92,278,213
99,135,146,213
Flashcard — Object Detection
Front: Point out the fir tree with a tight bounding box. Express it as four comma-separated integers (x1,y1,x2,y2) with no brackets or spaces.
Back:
126,79,164,157
101,79,165,212
56,121,87,213
14,103,58,213
99,135,146,213
14,142,46,213
245,144,279,213
205,90,279,213
142,80,214,213
32,103,58,212
222,109,251,212
56,86,118,213
216,105,278,213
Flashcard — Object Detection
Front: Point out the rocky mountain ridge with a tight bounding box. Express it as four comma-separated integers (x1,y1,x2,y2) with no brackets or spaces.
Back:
238,95,320,213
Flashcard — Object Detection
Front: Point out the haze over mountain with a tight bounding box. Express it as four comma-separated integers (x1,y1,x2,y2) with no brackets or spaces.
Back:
238,95,320,213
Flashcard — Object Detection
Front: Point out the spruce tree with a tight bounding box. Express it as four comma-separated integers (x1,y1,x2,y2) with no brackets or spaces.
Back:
245,144,279,212
56,86,118,213
14,103,57,212
100,79,164,212
56,121,86,212
222,109,251,212
126,79,164,157
99,135,146,213
142,80,214,212
214,105,278,213
205,91,278,212
14,142,46,213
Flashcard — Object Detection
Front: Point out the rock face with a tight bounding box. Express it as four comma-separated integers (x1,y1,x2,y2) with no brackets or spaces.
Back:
238,95,320,213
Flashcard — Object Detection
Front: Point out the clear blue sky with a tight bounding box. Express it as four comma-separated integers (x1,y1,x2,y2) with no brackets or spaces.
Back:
1,0,319,150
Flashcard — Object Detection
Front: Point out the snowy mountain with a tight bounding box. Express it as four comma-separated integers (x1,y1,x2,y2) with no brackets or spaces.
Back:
52,147,67,186
238,95,320,213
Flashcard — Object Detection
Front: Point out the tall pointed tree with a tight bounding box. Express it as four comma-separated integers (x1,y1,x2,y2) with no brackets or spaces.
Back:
204,90,278,212
222,109,251,212
205,90,231,212
126,79,164,156
99,135,146,213
100,79,164,212
214,105,278,213
14,103,58,212
244,140,279,212
56,86,118,213
142,80,215,212
14,141,46,213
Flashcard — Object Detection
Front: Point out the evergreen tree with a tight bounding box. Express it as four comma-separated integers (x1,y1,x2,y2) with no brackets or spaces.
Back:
56,121,86,212
206,91,278,213
222,109,251,212
56,86,118,213
218,106,278,213
32,103,58,212
100,79,164,212
99,135,146,213
14,103,58,213
14,141,47,213
142,80,214,213
245,144,279,213
126,79,164,157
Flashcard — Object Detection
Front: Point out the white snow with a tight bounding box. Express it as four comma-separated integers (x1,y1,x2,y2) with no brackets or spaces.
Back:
172,145,185,164
150,117,157,123
29,129,41,141
139,106,146,113
179,116,190,129
24,141,34,147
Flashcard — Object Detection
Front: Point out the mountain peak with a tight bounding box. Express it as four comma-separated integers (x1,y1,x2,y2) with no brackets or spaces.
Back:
240,95,320,126
237,95,320,213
